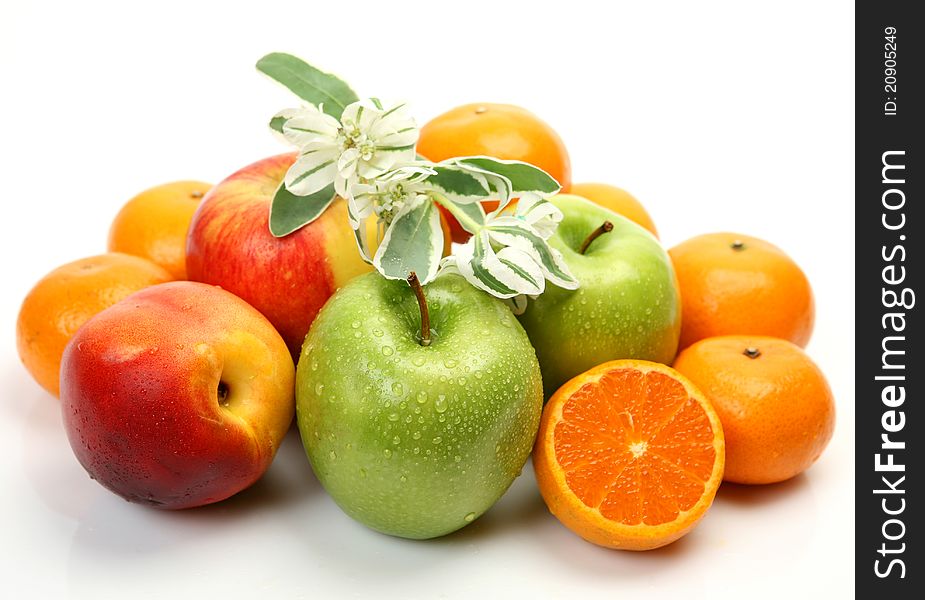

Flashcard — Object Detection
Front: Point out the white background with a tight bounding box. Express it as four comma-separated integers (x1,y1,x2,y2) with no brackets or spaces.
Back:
1,1,855,598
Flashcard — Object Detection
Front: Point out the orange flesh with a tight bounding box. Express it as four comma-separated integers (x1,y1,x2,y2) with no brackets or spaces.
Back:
554,368,717,526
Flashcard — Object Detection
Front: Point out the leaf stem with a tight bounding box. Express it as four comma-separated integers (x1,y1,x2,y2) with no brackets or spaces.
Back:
430,194,482,234
579,221,614,255
407,271,432,347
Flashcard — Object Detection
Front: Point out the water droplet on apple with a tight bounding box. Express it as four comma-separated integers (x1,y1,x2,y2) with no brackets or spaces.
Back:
435,395,448,413
382,346,394,356
387,412,399,422
373,328,384,337
454,455,462,463
351,320,361,329
412,356,425,367
464,512,476,522
329,450,337,460
383,448,392,458
443,358,458,369
432,436,443,445
391,382,403,396
392,436,401,445
412,431,422,440
400,474,408,483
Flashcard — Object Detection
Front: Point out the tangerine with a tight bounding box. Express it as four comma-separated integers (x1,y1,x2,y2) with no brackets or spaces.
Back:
108,180,212,279
417,103,571,242
673,335,835,484
669,233,814,349
533,359,724,550
570,182,658,237
16,253,174,397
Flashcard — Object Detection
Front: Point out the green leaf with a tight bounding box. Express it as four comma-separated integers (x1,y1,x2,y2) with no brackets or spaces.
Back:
269,115,288,133
426,166,491,202
455,157,561,195
373,197,443,283
256,53,359,119
269,182,336,237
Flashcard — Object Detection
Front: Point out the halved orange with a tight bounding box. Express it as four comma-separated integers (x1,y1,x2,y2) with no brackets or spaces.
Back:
533,359,725,550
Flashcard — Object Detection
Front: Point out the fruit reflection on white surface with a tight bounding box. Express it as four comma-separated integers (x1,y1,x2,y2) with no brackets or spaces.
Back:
10,372,824,599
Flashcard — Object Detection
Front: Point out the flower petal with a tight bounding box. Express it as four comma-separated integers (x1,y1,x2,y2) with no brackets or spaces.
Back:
285,149,339,196
281,106,341,147
341,99,382,131
338,147,360,179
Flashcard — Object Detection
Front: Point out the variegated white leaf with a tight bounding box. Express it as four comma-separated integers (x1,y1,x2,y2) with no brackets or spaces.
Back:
514,193,563,240
486,218,578,290
345,194,374,264
454,156,561,196
446,231,545,298
372,195,443,284
503,294,531,316
439,158,514,212
419,164,493,205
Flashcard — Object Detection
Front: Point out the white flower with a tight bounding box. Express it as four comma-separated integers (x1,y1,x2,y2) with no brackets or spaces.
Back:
347,164,436,228
275,99,418,197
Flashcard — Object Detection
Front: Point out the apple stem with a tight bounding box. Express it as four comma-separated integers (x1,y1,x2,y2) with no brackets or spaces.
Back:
579,221,614,255
407,271,432,347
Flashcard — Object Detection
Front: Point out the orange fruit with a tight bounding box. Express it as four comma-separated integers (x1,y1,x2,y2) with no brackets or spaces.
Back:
16,253,174,397
570,182,658,237
668,233,814,350
673,335,835,485
108,180,212,279
533,359,725,550
417,103,571,243
438,213,453,257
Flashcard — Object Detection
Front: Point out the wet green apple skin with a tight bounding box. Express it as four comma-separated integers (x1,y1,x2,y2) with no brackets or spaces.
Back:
296,272,543,539
519,194,681,397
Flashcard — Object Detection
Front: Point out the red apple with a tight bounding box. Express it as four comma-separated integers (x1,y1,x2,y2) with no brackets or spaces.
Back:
60,281,294,509
186,153,374,357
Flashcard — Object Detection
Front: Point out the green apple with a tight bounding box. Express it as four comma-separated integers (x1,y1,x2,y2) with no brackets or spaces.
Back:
518,194,681,397
296,272,543,539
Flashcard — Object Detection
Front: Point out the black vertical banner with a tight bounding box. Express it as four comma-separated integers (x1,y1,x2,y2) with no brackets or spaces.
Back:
856,1,922,596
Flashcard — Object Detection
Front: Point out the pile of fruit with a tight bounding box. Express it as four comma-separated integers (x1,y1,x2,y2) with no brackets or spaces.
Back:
15,55,834,551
